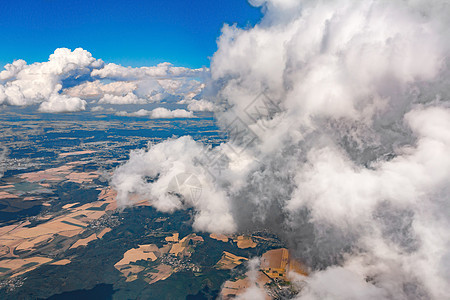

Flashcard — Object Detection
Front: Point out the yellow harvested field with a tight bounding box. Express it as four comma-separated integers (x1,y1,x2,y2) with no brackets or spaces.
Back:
20,165,73,182
80,210,106,220
0,257,52,277
169,243,184,255
167,234,202,257
116,265,145,279
159,244,171,254
50,259,71,265
2,218,84,243
115,245,158,267
12,226,59,239
0,224,20,236
126,274,138,282
0,185,15,189
97,228,111,239
221,278,250,298
97,188,118,211
59,150,96,157
260,248,308,279
191,235,204,242
70,233,97,249
215,251,248,270
165,233,179,242
0,245,9,256
236,236,257,249
66,172,99,184
59,216,87,227
98,188,116,201
0,191,18,199
105,201,117,211
139,244,159,252
210,233,229,242
221,271,271,300
15,234,53,251
146,264,174,285
62,202,80,209
58,229,84,238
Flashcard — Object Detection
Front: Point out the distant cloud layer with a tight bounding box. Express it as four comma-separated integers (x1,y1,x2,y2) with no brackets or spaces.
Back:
111,0,450,299
115,108,194,119
91,62,205,80
0,48,212,114
0,48,101,112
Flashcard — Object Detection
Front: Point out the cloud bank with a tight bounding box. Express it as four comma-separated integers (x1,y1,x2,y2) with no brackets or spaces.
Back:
0,49,208,113
111,0,450,299
115,108,194,119
0,48,102,112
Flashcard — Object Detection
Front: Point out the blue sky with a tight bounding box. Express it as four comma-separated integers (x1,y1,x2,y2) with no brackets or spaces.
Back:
0,0,262,68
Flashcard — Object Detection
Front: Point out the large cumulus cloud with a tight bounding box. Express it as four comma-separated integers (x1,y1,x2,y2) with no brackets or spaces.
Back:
0,48,209,113
111,0,450,299
91,62,206,80
0,48,103,111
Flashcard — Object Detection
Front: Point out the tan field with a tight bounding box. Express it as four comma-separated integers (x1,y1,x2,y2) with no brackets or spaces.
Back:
0,191,18,199
168,233,203,257
97,228,111,239
65,172,99,184
0,185,15,189
20,165,74,182
15,234,53,251
145,264,174,285
0,164,125,278
169,243,185,255
62,202,80,209
116,264,145,280
165,233,179,242
59,150,96,157
50,259,71,265
215,251,248,270
0,185,117,270
19,162,100,185
0,257,52,278
235,236,257,249
70,233,97,249
210,233,229,242
221,271,271,300
159,244,171,254
58,229,85,238
114,245,158,267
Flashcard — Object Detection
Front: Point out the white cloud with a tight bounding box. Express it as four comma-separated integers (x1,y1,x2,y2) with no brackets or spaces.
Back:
116,107,194,119
0,48,103,108
235,258,267,300
187,99,214,111
112,0,450,299
90,106,116,113
64,80,137,98
91,62,207,80
98,92,147,105
111,136,236,233
294,266,387,300
0,48,207,112
38,93,87,113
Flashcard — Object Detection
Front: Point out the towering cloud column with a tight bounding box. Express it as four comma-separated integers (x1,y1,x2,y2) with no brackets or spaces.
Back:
112,1,450,298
